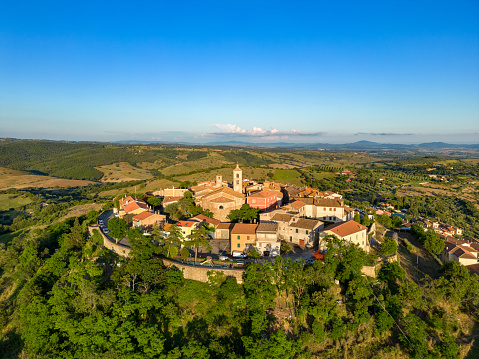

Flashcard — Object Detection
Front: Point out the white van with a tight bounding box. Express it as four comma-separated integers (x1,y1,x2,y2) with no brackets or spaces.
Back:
232,251,247,259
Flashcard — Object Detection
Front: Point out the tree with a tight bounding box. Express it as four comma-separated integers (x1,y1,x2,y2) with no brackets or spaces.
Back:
354,213,361,223
361,214,371,227
399,314,430,359
249,248,260,261
374,310,394,335
391,215,403,227
423,229,444,255
108,218,127,243
128,228,157,260
146,196,162,208
227,204,260,223
380,237,397,256
166,223,184,247
188,226,212,264
64,218,86,251
180,247,189,260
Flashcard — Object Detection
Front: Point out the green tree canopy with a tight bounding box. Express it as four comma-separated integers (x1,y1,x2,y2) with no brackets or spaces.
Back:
227,204,260,223
108,217,127,242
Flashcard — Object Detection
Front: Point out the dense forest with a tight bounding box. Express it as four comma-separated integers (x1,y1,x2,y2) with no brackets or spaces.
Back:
0,213,478,358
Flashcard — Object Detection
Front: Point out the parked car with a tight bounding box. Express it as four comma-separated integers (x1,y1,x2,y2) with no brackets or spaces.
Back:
236,260,245,266
232,251,248,259
219,255,230,261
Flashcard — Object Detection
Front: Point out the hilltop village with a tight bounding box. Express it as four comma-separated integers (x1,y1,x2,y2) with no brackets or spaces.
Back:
105,165,361,259
101,164,476,276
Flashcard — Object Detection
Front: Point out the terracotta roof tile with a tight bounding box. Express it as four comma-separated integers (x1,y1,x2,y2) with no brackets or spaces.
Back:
216,222,234,230
323,220,367,237
209,196,235,203
291,200,306,209
289,218,322,230
231,223,257,234
271,213,294,223
176,220,198,228
132,211,154,221
256,222,278,232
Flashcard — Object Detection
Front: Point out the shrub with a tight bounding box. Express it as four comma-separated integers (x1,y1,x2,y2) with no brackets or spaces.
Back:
180,247,189,260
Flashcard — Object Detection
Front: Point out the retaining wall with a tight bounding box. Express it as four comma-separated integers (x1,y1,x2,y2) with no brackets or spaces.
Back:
162,258,245,284
90,225,244,283
89,225,131,257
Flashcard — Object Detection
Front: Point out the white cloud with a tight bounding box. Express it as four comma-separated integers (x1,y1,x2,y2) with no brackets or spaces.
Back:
211,124,323,137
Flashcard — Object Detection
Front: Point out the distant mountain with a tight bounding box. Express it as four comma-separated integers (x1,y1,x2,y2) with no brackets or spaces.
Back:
417,142,479,149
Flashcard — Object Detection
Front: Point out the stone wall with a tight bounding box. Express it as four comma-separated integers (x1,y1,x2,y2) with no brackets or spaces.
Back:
361,264,379,278
91,225,244,283
162,258,245,284
89,226,131,258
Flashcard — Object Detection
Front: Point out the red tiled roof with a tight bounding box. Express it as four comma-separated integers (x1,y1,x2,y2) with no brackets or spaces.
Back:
163,196,183,204
216,222,234,230
289,218,322,230
271,213,294,223
132,211,154,221
466,263,479,276
123,201,148,214
190,214,221,226
176,220,198,228
209,196,234,203
324,220,367,237
231,223,258,234
291,200,306,210
451,247,476,260
202,186,245,199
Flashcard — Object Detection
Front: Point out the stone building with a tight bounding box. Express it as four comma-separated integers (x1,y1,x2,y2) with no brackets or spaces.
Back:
233,164,243,193
199,187,245,222
319,220,369,252
255,222,280,257
230,223,257,254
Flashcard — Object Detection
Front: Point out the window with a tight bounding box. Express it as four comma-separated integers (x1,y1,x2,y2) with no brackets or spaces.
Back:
247,236,250,240
295,229,298,233
237,243,240,248
329,208,332,211
237,235,240,240
219,205,224,209
306,230,309,234
236,174,239,178
334,208,336,211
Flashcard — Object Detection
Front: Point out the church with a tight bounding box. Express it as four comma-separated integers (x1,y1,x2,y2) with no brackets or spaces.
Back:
198,164,245,222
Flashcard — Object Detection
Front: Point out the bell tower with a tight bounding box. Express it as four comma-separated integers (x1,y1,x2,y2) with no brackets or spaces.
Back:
233,163,242,193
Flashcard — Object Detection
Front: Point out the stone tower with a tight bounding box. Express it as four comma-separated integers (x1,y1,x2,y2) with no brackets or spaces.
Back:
215,174,222,188
233,164,243,193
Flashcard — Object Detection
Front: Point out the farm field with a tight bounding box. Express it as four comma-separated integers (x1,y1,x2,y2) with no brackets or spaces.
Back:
396,182,479,204
0,167,96,190
98,178,178,198
96,162,153,182
270,169,303,186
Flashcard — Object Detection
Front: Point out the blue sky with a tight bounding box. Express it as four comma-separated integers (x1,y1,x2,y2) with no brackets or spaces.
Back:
1,1,478,144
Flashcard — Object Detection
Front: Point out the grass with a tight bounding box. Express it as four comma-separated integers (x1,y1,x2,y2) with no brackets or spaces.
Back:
0,194,32,211
96,162,153,182
0,167,96,190
0,229,26,245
